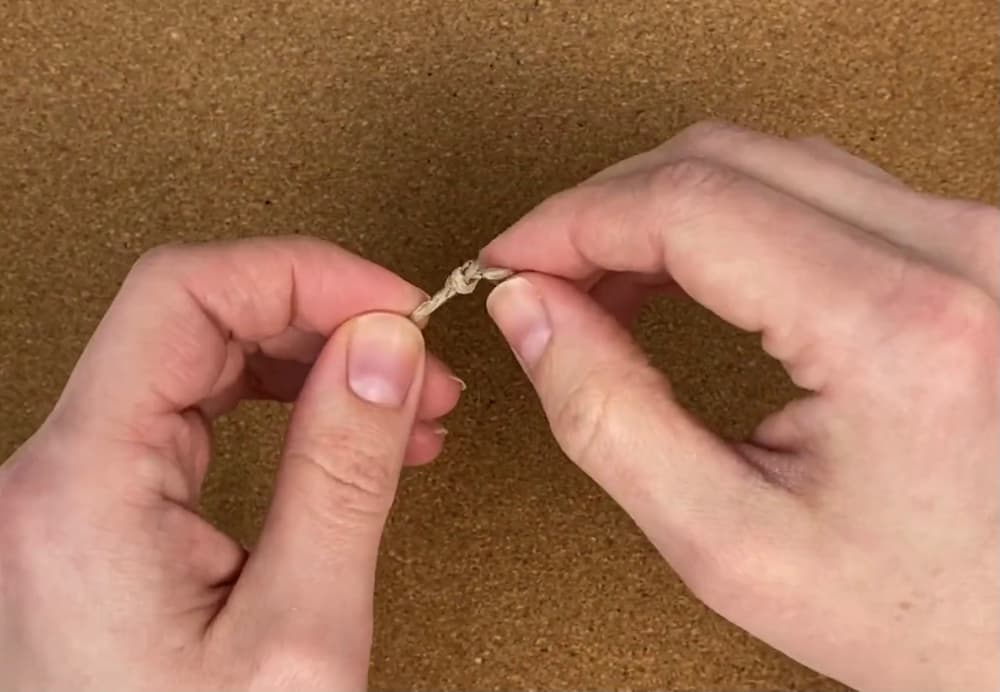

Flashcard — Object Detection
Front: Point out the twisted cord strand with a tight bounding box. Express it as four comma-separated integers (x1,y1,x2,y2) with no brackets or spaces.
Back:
410,260,513,322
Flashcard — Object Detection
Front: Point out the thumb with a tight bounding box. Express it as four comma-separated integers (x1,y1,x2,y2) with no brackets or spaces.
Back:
486,274,779,579
225,312,424,678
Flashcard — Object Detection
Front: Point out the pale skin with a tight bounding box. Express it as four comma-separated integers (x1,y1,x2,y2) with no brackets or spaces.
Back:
1,122,997,691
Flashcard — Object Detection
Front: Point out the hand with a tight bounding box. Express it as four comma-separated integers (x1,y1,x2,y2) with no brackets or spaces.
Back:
0,237,462,690
481,121,999,691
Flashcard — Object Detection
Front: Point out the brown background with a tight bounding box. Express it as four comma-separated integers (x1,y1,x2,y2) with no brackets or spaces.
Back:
1,0,997,689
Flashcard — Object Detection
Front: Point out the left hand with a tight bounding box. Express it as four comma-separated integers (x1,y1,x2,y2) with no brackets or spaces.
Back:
0,237,462,690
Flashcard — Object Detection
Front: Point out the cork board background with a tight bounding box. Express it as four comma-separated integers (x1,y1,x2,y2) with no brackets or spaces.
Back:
1,0,997,689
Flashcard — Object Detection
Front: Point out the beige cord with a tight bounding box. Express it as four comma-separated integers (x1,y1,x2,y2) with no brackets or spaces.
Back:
410,260,513,323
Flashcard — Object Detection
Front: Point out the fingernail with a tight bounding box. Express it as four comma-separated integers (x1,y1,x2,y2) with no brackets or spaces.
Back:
486,276,552,369
448,375,468,391
433,424,449,436
347,313,424,408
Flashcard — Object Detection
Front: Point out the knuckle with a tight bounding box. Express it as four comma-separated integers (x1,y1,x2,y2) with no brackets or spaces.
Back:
125,243,195,294
676,526,775,617
253,234,329,265
551,370,618,464
795,134,833,148
286,427,400,518
0,490,29,560
535,186,582,219
253,637,350,688
531,184,607,249
674,119,745,149
647,157,741,209
937,286,998,369
949,201,1000,254
130,242,189,277
0,464,53,572
538,184,599,226
551,365,667,468
891,265,998,371
673,536,734,607
967,203,1000,234
920,198,1000,256
940,199,999,233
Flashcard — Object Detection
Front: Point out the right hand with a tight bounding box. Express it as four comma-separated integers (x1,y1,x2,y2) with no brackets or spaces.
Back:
480,121,999,691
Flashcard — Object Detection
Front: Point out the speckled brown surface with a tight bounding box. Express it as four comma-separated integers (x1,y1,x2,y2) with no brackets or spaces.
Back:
1,1,997,689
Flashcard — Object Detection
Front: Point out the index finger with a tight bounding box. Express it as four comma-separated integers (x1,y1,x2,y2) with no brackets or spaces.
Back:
55,236,426,431
480,160,910,391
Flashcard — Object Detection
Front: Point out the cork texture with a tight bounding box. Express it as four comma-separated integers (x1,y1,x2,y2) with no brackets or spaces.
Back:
1,1,996,689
